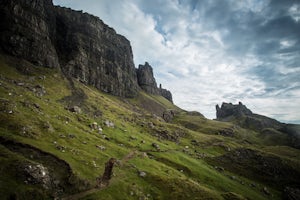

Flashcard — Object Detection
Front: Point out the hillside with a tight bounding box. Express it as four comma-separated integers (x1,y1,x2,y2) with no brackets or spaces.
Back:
1,54,300,199
216,102,300,149
0,0,300,200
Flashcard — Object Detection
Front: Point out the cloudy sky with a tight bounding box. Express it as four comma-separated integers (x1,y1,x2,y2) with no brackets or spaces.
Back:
53,0,300,124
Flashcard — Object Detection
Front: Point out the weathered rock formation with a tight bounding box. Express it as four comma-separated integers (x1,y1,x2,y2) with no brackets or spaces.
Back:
159,85,173,103
96,158,116,188
137,62,173,102
216,102,252,119
216,102,300,149
216,102,283,129
136,62,158,94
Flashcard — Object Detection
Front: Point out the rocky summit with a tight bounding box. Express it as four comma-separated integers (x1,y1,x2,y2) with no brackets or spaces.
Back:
216,102,300,149
0,0,300,200
216,102,252,120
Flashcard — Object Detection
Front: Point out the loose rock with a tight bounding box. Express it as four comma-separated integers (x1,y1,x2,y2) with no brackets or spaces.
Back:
96,145,106,151
139,171,147,177
152,143,160,150
104,120,115,128
69,106,82,114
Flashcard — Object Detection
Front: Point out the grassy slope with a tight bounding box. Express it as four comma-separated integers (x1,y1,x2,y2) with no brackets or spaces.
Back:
0,55,298,199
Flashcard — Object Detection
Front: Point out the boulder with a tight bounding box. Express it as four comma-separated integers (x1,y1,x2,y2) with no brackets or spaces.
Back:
68,106,81,113
152,143,160,149
104,120,115,128
162,109,175,122
139,171,147,177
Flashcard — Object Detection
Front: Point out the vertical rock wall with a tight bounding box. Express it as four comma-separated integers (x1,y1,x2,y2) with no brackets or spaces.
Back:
0,0,172,100
0,0,138,97
0,0,59,68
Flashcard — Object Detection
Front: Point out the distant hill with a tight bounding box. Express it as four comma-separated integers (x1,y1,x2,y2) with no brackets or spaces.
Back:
216,102,300,148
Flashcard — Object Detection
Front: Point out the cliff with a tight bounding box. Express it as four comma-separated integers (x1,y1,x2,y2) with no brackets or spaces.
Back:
0,0,59,68
54,6,138,97
0,0,139,97
137,62,173,102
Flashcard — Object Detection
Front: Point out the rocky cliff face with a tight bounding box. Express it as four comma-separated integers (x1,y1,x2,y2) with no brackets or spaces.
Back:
137,62,173,102
0,0,174,100
0,0,59,68
0,0,138,97
54,7,138,97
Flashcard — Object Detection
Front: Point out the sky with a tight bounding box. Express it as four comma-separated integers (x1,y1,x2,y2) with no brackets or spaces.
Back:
53,0,300,124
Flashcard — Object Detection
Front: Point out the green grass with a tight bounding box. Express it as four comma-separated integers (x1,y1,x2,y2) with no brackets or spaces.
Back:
1,54,298,199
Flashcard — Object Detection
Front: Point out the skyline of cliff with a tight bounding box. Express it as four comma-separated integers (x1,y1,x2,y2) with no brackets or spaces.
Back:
53,0,300,124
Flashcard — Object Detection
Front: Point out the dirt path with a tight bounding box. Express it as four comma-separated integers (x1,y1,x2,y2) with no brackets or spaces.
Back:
61,150,139,200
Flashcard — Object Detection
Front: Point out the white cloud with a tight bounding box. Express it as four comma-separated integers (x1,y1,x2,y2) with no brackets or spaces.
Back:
53,0,300,123
289,4,300,22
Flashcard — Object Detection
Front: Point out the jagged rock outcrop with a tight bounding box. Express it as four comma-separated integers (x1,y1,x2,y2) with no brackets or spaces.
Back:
216,102,283,130
136,62,158,94
137,62,173,102
216,102,252,119
159,85,173,103
0,0,138,97
216,102,284,130
216,102,300,149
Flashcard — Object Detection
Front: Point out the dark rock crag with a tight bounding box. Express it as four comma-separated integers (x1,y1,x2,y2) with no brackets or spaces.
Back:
136,62,158,95
216,102,282,130
216,102,252,120
0,0,172,100
136,62,173,102
216,102,300,149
